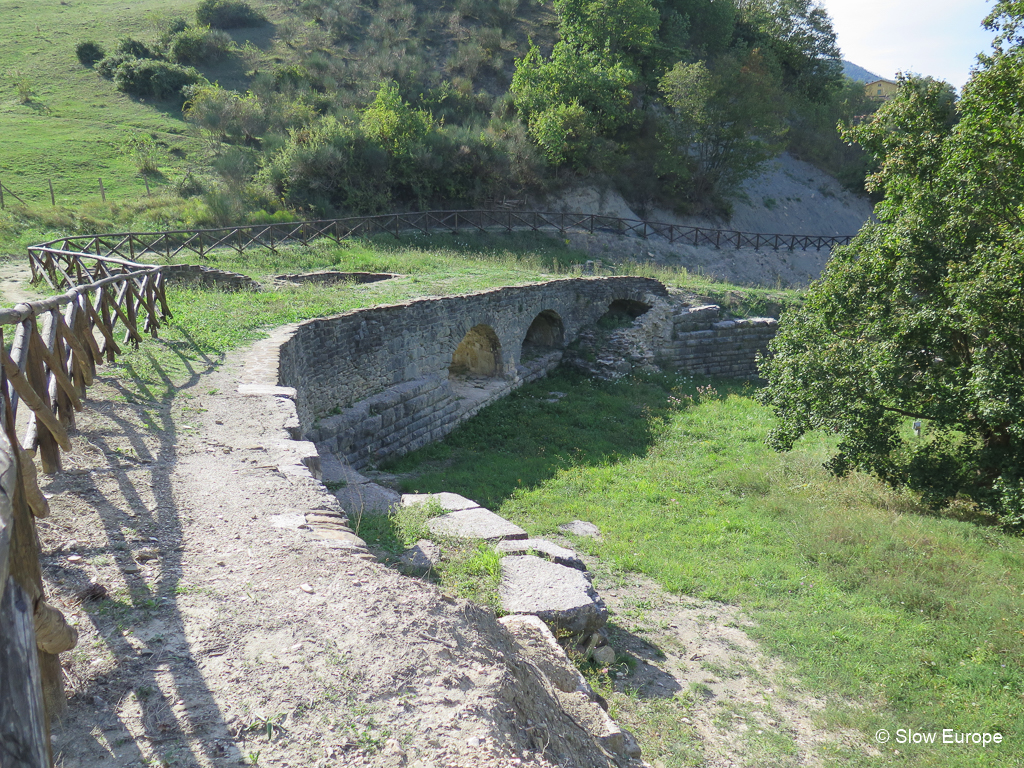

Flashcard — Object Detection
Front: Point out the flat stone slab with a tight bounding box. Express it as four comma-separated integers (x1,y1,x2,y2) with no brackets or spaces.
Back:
499,555,607,636
428,507,527,542
495,538,586,571
401,492,479,511
399,539,441,576
498,615,594,696
320,454,371,486
237,384,297,398
559,520,601,538
310,529,366,548
268,512,308,529
334,482,400,516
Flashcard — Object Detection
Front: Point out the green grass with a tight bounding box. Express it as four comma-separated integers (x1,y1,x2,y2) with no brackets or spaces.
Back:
387,373,1024,768
0,0,198,206
0,0,278,208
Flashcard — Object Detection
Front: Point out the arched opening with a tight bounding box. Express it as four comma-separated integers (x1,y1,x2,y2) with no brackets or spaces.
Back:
521,310,565,361
597,299,651,330
449,324,502,378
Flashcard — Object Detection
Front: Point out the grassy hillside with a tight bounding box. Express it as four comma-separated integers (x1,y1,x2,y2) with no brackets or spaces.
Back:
0,0,197,205
1,0,875,225
0,0,558,209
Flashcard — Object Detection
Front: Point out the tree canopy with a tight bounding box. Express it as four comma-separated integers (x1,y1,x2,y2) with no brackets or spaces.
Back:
758,0,1024,527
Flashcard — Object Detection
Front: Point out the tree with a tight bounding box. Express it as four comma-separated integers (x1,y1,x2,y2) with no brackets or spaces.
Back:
511,42,638,166
734,0,842,103
555,0,660,67
659,49,787,204
758,1,1024,527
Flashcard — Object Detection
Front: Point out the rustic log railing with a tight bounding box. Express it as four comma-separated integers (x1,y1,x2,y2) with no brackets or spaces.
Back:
27,210,854,273
0,251,170,768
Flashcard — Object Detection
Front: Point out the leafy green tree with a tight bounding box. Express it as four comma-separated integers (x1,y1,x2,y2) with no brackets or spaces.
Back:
511,42,638,164
735,0,842,103
659,0,736,59
659,49,787,203
555,0,660,67
759,1,1024,527
359,81,434,158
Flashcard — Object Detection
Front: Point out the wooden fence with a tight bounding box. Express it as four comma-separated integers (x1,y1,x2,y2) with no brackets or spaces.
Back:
0,250,170,767
27,210,853,270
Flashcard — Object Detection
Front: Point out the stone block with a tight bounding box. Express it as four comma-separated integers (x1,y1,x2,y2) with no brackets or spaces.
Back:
402,492,479,511
559,520,601,538
399,539,441,576
496,538,586,571
499,555,607,636
427,507,527,542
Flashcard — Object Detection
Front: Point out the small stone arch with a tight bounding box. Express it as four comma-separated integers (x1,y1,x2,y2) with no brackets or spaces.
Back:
597,298,651,329
449,324,502,377
522,310,565,359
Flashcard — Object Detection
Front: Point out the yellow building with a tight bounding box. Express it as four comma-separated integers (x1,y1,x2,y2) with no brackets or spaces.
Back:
865,78,899,101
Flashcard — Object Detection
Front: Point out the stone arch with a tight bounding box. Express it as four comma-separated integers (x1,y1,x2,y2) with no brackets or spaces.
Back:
449,324,502,377
597,298,651,329
522,310,565,358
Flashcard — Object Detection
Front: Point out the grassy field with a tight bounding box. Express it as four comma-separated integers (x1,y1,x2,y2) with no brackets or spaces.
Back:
0,0,277,208
381,371,1024,767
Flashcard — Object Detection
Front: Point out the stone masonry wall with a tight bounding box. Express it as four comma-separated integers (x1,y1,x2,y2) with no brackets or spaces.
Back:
663,305,777,378
278,277,667,425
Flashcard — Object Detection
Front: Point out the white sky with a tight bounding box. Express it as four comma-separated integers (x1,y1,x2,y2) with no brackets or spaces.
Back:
823,0,997,89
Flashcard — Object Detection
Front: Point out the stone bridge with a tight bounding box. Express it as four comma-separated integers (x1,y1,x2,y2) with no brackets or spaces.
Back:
265,276,776,481
276,277,668,470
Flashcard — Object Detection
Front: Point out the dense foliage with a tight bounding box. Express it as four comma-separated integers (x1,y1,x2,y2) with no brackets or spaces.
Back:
75,41,105,66
760,0,1024,527
76,0,876,216
195,0,267,29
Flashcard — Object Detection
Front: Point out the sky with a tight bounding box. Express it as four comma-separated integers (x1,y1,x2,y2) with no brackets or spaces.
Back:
823,0,997,89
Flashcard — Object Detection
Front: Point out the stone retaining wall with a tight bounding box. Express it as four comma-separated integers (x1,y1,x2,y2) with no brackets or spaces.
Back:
665,305,777,378
162,264,262,292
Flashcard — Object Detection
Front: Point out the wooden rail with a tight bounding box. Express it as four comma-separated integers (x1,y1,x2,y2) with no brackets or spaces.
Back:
0,251,170,767
27,210,854,270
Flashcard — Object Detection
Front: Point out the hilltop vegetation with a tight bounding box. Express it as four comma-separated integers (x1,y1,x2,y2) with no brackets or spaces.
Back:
1,0,875,227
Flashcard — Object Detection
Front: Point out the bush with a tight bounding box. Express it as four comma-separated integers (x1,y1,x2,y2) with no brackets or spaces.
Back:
96,54,135,79
169,25,233,64
113,59,204,100
115,37,157,60
75,41,106,66
195,0,267,29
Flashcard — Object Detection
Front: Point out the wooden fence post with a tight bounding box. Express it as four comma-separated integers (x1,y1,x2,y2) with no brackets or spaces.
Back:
47,180,54,207
99,178,105,203
1,181,5,210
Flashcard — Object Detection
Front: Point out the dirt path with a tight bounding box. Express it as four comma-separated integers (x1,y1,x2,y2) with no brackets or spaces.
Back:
37,349,634,768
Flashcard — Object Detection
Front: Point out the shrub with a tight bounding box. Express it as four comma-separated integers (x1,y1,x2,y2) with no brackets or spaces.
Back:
169,26,233,64
195,0,267,29
96,54,135,79
113,59,204,100
158,17,190,47
114,37,157,60
75,41,106,66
